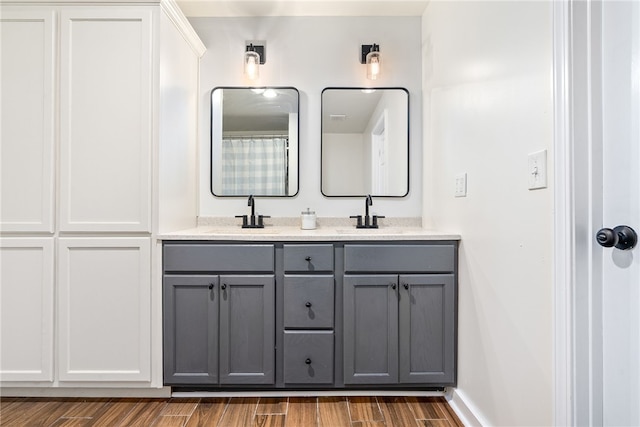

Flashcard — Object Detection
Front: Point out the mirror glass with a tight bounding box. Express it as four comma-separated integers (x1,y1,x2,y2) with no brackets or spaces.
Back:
211,87,299,196
321,87,409,197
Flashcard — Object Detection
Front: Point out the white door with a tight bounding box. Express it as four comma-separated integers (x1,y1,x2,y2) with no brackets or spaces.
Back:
561,1,640,425
600,1,640,424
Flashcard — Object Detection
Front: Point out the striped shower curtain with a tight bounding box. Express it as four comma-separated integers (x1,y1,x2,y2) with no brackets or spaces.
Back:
221,137,287,195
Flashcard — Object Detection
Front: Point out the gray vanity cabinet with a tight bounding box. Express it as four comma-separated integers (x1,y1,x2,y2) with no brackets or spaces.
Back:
163,240,457,389
399,274,455,384
163,243,275,386
163,275,218,385
343,244,457,387
282,244,335,385
343,275,399,384
219,275,275,384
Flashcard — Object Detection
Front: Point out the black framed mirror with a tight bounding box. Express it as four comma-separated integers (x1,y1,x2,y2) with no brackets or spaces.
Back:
210,87,299,197
321,87,409,197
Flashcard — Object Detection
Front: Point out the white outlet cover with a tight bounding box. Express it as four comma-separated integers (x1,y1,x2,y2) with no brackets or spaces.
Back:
528,149,547,190
455,173,467,197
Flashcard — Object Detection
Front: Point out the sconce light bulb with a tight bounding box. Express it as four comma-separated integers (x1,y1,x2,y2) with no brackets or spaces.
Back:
244,50,260,80
366,49,381,80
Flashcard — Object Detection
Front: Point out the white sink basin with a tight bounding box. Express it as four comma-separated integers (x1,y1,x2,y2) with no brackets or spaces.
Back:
334,228,404,234
203,227,280,235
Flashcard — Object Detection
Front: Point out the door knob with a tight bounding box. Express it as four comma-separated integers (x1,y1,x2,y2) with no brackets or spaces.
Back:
596,225,637,250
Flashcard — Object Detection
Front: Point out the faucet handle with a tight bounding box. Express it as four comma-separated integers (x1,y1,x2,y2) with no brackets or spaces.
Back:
372,215,385,228
257,215,270,227
349,215,363,227
235,215,248,227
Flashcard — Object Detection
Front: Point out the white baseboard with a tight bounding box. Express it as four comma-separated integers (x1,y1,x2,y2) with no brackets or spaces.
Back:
445,388,486,426
0,387,172,398
173,389,447,398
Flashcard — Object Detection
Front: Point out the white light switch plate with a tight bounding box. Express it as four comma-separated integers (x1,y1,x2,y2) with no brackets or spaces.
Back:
455,173,467,197
528,149,547,190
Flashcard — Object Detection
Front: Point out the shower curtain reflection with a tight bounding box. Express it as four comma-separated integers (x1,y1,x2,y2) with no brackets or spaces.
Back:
221,137,288,196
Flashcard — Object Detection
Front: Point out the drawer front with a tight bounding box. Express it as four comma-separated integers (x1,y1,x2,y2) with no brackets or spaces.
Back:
344,244,455,273
284,331,334,384
163,244,274,272
284,276,334,329
283,244,334,272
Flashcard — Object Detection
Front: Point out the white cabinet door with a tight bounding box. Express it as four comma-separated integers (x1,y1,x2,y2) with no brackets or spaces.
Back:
58,237,151,382
0,9,55,233
0,238,54,382
58,7,152,232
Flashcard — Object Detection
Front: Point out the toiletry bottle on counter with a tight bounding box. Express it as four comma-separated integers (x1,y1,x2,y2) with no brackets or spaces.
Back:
301,208,316,230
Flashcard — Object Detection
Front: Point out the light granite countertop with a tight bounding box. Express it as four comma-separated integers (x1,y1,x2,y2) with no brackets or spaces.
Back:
158,217,460,241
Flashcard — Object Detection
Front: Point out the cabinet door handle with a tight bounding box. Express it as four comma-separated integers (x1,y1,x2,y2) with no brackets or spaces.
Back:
221,284,227,290
305,256,312,261
305,301,312,308
403,283,409,290
391,283,397,289
208,283,214,290
305,358,312,364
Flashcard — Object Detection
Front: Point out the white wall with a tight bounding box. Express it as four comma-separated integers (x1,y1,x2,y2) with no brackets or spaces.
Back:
422,2,554,425
190,16,422,218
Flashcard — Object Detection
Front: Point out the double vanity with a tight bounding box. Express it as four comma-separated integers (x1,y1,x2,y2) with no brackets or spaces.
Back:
160,223,459,391
165,85,456,391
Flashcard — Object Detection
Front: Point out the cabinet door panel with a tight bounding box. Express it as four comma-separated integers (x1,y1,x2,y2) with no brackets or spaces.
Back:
164,276,218,385
343,275,398,384
399,274,456,384
0,239,54,381
219,275,275,384
58,238,151,381
0,9,55,232
59,8,152,232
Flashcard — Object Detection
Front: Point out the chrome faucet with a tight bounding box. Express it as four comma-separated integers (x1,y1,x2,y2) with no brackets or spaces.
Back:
350,194,384,228
235,195,269,228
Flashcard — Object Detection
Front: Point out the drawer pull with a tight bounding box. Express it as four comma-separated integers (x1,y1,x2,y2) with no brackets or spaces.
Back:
305,358,312,364
221,284,227,290
305,301,312,308
305,256,312,261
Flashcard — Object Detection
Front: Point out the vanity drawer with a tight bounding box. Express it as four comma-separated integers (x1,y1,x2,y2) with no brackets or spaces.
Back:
283,244,334,272
284,331,334,384
344,244,455,273
163,244,274,272
284,276,334,329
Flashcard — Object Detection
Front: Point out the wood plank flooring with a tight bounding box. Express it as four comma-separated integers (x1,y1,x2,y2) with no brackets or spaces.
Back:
0,396,463,427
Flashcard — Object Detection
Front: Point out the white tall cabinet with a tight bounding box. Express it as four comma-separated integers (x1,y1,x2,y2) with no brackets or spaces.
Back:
0,0,204,392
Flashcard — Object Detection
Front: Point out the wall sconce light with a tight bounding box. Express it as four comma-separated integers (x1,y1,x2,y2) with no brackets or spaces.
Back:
361,43,381,80
244,43,265,80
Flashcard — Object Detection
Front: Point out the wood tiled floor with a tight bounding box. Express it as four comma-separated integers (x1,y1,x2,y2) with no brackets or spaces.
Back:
0,396,463,427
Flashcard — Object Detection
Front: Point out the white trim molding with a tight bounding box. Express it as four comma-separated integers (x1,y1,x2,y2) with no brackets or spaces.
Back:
160,0,206,57
552,1,574,425
445,388,486,427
